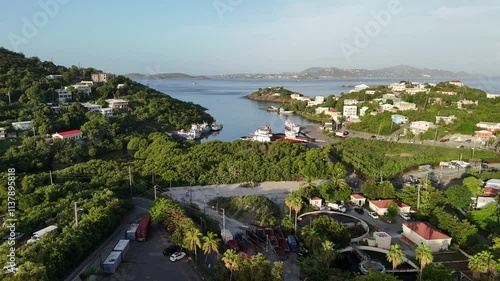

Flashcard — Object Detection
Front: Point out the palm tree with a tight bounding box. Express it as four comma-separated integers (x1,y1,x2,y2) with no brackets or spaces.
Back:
222,249,241,281
202,231,221,263
321,240,336,266
415,244,433,281
183,228,202,263
386,244,405,272
291,196,303,234
285,193,294,220
468,251,497,279
301,226,320,252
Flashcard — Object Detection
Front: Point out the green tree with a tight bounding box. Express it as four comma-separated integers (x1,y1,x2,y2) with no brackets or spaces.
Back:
462,176,483,197
468,250,497,279
415,244,433,281
387,202,399,218
222,249,242,281
183,228,202,263
271,261,284,281
378,181,395,198
320,240,336,266
444,185,472,209
386,244,405,272
353,270,401,281
300,226,321,252
202,231,221,263
420,263,454,281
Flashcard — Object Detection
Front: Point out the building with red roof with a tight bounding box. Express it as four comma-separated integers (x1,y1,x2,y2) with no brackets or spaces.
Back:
402,222,452,252
369,199,411,216
309,197,323,208
350,194,366,206
52,130,82,141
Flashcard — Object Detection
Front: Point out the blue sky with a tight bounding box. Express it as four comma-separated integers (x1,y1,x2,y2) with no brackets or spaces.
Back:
0,0,499,75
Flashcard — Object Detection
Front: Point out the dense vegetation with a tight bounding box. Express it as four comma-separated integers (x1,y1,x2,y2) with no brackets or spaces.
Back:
208,195,282,226
0,160,132,281
246,86,299,103
327,138,500,179
0,47,213,169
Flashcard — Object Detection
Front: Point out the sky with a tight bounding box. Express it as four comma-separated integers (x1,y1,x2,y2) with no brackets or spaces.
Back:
0,0,499,75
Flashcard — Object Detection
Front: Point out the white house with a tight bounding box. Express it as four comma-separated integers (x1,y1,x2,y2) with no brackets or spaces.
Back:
52,130,83,141
457,99,478,109
344,99,359,105
81,102,102,113
56,89,72,102
394,101,417,111
99,108,114,117
369,199,411,216
410,121,436,134
405,88,430,95
309,197,323,208
436,115,457,125
343,105,358,119
449,80,464,87
487,93,499,99
290,93,301,100
350,194,366,206
365,90,376,95
472,195,497,209
46,74,63,80
0,127,6,139
354,84,370,92
402,222,452,252
389,83,406,92
307,96,324,107
69,84,92,95
437,90,457,95
391,114,409,124
315,107,330,114
117,83,126,89
359,106,369,117
380,104,396,112
106,99,129,111
80,80,94,86
11,121,32,131
476,122,500,132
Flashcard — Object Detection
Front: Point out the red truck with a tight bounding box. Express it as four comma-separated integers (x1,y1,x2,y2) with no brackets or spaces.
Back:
136,214,151,242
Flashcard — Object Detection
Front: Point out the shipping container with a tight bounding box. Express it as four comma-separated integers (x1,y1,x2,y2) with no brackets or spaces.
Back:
136,214,151,242
103,251,122,273
126,224,139,241
113,239,130,259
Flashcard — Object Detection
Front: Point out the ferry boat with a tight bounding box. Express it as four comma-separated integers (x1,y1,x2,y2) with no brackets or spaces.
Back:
285,119,301,134
252,125,273,143
210,122,223,131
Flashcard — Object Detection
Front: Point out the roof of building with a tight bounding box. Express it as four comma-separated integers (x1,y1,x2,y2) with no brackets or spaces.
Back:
483,187,499,197
55,130,82,136
403,222,451,240
351,194,365,199
450,80,461,82
310,196,322,201
437,90,457,92
370,199,409,209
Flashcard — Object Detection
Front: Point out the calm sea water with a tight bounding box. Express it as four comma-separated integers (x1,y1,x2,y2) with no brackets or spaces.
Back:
136,77,500,142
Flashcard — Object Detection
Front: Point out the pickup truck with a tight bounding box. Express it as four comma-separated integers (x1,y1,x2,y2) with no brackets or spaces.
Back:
327,203,347,213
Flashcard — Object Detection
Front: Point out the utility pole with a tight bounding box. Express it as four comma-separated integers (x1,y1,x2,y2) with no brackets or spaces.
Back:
417,184,421,213
222,208,226,242
128,166,133,195
74,202,83,228
153,185,157,200
7,91,11,105
49,171,53,185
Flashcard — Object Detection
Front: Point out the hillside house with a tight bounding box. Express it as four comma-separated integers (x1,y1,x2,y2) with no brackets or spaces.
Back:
11,121,31,131
343,105,358,119
476,122,500,132
344,99,359,105
91,72,114,83
0,127,6,139
436,115,457,125
394,101,417,111
402,222,451,252
410,121,435,134
350,194,366,206
437,90,457,95
475,130,495,139
309,197,323,208
106,99,129,111
391,114,409,124
52,130,83,141
56,89,72,102
369,199,411,216
449,80,464,87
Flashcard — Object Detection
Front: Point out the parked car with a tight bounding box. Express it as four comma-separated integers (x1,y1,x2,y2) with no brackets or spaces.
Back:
464,139,472,143
354,207,364,215
163,245,182,256
400,213,411,220
170,251,187,262
368,212,379,219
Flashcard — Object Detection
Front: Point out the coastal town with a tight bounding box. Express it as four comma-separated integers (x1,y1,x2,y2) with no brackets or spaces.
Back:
1,45,500,281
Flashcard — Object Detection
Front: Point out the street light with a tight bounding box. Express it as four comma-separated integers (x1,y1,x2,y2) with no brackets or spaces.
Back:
153,185,158,200
74,202,84,228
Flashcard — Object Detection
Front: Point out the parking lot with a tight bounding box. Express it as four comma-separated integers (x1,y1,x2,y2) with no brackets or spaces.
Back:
103,222,202,281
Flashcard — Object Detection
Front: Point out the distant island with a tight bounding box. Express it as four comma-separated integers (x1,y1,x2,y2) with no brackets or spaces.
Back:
216,65,479,79
124,72,209,79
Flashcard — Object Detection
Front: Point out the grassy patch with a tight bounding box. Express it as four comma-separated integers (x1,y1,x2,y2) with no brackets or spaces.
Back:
208,195,282,227
433,251,468,262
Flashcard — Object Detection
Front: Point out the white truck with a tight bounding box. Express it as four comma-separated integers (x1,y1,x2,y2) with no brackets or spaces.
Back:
27,225,58,244
327,203,347,213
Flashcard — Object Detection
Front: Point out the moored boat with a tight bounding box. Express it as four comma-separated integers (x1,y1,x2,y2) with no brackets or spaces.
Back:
252,125,273,143
285,119,301,133
279,110,293,115
211,122,223,131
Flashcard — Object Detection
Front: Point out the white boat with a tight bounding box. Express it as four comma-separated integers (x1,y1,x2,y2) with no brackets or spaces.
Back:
252,125,273,143
187,128,202,140
285,119,301,133
211,122,223,131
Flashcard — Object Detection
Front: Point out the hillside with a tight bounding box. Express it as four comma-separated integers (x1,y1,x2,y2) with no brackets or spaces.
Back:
217,65,479,79
124,72,209,79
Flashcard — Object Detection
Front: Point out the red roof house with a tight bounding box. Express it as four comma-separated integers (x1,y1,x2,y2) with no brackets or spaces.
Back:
402,222,452,252
369,199,411,216
350,194,366,206
52,130,83,140
309,197,323,208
